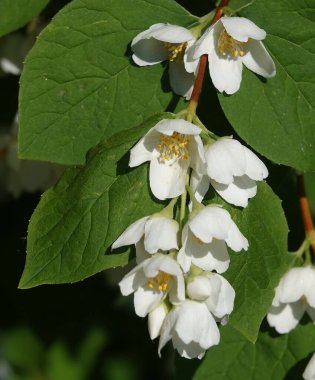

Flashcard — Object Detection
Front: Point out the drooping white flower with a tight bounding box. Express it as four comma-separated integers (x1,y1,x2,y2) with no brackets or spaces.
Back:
158,299,220,359
187,273,235,325
119,254,185,317
112,212,179,255
131,23,198,99
303,353,315,380
129,118,205,200
148,302,169,340
267,266,315,334
191,137,268,207
189,16,276,94
177,204,248,273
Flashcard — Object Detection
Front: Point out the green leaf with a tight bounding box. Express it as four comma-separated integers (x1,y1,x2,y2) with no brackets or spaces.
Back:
19,113,171,289
208,182,289,342
0,0,49,37
219,0,315,170
19,0,196,165
191,323,315,380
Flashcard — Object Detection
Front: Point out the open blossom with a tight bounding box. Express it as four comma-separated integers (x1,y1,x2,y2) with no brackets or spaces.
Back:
191,137,268,207
267,266,315,334
303,353,315,380
112,213,178,255
119,254,185,317
129,118,205,200
131,23,197,99
189,16,276,94
158,300,220,359
177,205,248,273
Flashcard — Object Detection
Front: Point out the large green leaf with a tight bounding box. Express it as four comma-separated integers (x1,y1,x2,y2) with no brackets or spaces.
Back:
191,323,315,380
206,182,290,342
219,0,315,170
0,0,49,37
18,0,196,165
19,114,172,289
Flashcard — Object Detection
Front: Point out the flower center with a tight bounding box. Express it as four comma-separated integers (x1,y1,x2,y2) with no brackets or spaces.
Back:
147,271,172,292
164,42,188,64
217,30,246,58
157,132,191,162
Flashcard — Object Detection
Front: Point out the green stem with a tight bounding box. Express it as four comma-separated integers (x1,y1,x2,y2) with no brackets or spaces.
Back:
293,238,310,257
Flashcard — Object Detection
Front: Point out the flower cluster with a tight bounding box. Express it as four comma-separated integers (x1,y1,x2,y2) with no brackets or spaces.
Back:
112,115,267,358
131,16,275,96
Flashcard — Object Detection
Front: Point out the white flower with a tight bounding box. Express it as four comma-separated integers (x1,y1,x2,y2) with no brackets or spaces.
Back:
191,137,268,208
112,213,179,255
267,266,315,334
190,16,276,94
119,254,185,317
177,205,248,273
187,273,235,325
131,23,198,99
129,118,205,200
303,353,315,380
148,302,169,340
158,299,220,359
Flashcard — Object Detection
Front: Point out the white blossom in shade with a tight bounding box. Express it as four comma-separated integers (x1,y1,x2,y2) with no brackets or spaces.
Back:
112,213,179,254
267,266,315,334
158,299,220,359
148,302,169,340
177,205,248,273
119,254,185,317
129,118,205,200
189,16,276,94
191,137,268,208
303,353,315,380
187,273,235,325
131,23,198,99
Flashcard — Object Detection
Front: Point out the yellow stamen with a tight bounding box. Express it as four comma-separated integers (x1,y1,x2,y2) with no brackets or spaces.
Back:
147,271,172,292
157,132,191,162
164,42,188,64
217,29,246,58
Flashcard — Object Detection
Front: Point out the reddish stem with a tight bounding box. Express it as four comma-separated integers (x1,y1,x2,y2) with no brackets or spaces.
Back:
188,0,230,106
297,174,315,253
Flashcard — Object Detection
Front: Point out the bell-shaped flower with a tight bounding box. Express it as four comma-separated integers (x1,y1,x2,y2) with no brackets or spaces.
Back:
158,299,220,359
119,254,185,317
131,23,198,99
129,118,205,200
267,266,315,334
191,137,268,207
189,16,276,94
303,353,315,380
187,273,235,325
112,212,179,255
177,205,248,273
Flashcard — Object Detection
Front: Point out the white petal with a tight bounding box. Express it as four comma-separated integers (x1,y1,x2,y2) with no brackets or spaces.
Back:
148,303,168,340
168,62,195,99
243,145,269,180
0,58,21,75
225,220,249,251
187,276,212,301
144,216,179,253
112,216,149,249
267,301,306,334
242,39,276,78
192,24,217,59
208,48,243,94
189,206,231,243
303,353,315,380
141,24,195,44
149,157,188,200
190,170,210,204
134,285,165,317
135,239,151,264
177,224,192,273
158,307,179,356
143,254,182,278
129,128,159,167
154,118,201,136
211,176,257,208
184,39,200,74
189,135,206,173
301,267,315,308
205,139,246,184
274,267,309,304
221,17,266,42
205,274,235,319
118,264,147,296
